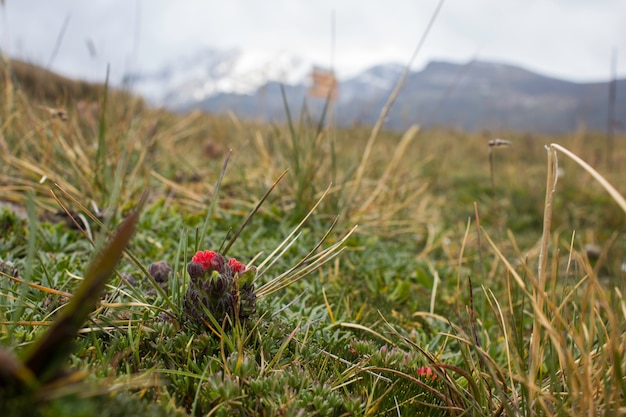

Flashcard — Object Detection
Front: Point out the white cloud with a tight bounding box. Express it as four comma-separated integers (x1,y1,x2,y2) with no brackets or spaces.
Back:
1,0,625,83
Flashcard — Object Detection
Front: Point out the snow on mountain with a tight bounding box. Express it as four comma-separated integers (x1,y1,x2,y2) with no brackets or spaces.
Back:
339,63,405,103
126,46,408,110
121,48,626,134
127,47,311,107
351,63,405,89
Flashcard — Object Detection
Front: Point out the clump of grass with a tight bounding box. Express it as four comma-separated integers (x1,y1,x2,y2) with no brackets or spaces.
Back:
443,143,626,415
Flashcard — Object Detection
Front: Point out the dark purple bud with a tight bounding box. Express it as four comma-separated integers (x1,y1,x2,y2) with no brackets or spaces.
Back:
210,253,226,273
187,262,206,281
148,261,172,283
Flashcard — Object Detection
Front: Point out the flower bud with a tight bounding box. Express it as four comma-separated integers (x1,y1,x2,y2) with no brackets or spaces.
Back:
148,261,172,283
187,262,206,282
209,274,228,300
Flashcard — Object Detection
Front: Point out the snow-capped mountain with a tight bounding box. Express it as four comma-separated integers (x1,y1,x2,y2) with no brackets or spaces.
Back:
124,47,626,133
338,63,405,103
126,47,311,108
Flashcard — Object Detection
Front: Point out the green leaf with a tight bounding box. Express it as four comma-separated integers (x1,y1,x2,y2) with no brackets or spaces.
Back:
21,209,140,383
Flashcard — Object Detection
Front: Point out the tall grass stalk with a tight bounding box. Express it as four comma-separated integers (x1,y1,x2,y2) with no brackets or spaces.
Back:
478,143,626,414
528,144,558,411
95,65,111,199
347,0,444,208
198,150,231,252
10,192,37,329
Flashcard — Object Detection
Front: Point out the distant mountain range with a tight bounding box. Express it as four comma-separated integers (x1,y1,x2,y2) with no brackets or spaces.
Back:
124,47,625,133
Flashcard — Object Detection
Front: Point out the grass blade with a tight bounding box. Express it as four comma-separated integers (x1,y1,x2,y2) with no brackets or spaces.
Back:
21,207,141,383
221,169,288,257
198,150,232,252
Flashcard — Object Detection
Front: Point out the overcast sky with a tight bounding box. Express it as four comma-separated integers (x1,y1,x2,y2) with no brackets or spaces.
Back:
2,0,626,84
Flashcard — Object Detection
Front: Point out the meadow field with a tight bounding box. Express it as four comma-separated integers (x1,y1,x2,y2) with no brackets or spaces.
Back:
1,60,625,416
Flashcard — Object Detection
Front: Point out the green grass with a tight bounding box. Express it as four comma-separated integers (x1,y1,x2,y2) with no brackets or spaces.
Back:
1,59,626,416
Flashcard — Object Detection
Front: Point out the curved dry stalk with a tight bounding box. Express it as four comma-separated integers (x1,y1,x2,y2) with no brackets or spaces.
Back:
256,182,334,273
221,168,287,256
347,0,445,207
549,143,626,214
357,124,420,214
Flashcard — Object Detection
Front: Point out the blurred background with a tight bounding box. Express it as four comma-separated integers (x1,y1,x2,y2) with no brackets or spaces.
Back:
2,0,626,133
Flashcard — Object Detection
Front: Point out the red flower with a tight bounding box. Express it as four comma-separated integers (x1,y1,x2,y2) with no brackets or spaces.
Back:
228,258,246,274
192,250,225,273
417,365,437,381
192,250,216,269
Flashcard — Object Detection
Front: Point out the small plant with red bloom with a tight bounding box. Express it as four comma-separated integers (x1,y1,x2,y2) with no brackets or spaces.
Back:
183,250,257,329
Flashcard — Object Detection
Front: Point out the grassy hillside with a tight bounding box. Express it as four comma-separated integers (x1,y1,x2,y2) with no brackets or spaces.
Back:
1,59,625,416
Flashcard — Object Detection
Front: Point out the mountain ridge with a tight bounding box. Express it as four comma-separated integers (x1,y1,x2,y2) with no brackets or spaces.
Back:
6,46,624,134
126,48,625,133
